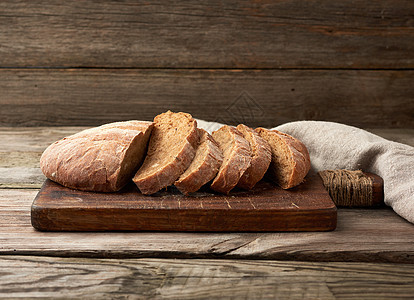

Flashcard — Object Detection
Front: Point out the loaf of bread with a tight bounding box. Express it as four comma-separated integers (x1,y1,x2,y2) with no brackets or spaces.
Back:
210,125,252,194
236,124,271,190
40,110,312,195
174,128,224,195
40,121,153,192
255,127,311,189
133,111,199,194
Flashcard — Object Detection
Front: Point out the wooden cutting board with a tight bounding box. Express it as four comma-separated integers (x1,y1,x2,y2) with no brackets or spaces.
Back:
31,174,337,232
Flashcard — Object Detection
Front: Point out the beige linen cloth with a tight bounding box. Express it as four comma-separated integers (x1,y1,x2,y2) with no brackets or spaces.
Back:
197,119,414,224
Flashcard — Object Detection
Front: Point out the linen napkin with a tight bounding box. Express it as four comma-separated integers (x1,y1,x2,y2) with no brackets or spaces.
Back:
197,119,414,224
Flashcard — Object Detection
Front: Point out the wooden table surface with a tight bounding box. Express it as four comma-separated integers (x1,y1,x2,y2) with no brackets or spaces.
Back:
1,127,414,299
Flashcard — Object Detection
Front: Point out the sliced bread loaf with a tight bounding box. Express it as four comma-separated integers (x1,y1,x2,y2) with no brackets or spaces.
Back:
255,128,311,189
40,121,153,192
174,129,224,195
236,124,271,190
210,125,252,194
133,111,199,194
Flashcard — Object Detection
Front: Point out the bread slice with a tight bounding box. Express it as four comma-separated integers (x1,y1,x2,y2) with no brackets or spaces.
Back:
255,127,311,189
40,121,153,192
133,111,199,194
210,125,252,194
236,124,271,190
174,128,224,195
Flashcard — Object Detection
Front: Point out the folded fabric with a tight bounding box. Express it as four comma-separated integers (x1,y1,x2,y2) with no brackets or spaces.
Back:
197,119,414,224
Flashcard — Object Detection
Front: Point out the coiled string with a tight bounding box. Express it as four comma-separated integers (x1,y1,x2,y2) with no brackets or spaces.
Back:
318,170,373,207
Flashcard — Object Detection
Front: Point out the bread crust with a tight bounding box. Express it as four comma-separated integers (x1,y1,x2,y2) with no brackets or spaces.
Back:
210,125,252,194
174,129,224,195
40,121,154,192
255,127,311,189
133,111,199,195
236,124,271,190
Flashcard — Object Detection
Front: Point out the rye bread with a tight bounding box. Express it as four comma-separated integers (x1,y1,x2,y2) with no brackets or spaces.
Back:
40,121,154,192
133,111,199,195
255,127,311,189
174,128,224,195
236,124,271,190
210,125,252,194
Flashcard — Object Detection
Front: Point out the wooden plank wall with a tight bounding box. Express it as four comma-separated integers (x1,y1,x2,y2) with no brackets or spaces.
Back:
0,1,413,128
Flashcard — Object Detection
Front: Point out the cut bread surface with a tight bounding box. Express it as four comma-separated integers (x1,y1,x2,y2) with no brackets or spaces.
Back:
174,128,224,195
40,121,153,192
255,128,311,189
40,111,311,195
133,111,198,195
236,124,271,190
210,125,252,194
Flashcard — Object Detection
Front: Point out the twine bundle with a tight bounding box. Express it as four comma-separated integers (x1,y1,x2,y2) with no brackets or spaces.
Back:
318,170,373,207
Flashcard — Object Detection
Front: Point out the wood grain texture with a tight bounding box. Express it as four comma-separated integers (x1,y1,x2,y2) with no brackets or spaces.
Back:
0,127,89,152
0,127,86,188
0,69,413,128
1,256,414,299
1,189,413,262
0,1,413,68
31,175,336,232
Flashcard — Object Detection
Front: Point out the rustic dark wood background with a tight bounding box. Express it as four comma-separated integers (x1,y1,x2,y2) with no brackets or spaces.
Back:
1,1,413,128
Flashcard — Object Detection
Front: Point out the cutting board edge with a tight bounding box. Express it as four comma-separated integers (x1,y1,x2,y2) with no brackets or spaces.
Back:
31,204,337,232
31,174,337,232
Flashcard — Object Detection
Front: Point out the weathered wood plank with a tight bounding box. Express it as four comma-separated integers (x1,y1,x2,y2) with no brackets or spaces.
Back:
0,127,88,152
0,167,44,189
1,189,413,262
0,127,85,188
1,69,413,128
1,256,414,299
0,1,413,68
